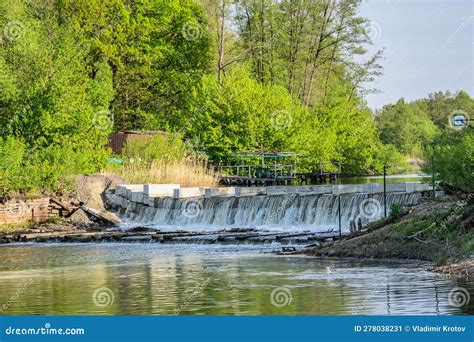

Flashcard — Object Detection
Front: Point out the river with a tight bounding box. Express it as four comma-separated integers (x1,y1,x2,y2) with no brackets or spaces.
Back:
0,243,472,315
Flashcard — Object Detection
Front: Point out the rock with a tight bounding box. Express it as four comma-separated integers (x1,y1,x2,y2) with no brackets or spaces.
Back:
75,174,125,211
68,208,94,225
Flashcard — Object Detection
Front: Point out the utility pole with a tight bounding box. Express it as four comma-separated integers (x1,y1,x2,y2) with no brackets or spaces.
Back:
383,165,387,217
431,143,436,199
338,195,342,237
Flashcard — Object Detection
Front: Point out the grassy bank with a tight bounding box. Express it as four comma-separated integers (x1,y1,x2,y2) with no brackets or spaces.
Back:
305,195,474,266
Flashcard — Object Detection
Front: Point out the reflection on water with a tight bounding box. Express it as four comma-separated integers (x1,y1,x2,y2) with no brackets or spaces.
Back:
339,174,431,185
0,244,472,315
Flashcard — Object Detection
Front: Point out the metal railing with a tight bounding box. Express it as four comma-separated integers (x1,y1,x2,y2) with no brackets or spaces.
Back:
212,164,296,179
212,161,340,179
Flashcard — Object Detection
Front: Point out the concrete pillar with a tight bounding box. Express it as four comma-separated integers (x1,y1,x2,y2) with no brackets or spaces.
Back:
173,189,180,199
406,182,415,193
368,183,383,194
144,184,180,195
173,187,203,199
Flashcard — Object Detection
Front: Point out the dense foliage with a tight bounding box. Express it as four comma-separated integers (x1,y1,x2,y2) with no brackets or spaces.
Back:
0,0,209,193
0,0,470,193
425,129,473,192
0,1,115,193
376,91,474,191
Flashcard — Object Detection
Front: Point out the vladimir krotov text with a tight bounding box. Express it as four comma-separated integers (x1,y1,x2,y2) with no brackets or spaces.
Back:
5,324,85,336
354,325,467,333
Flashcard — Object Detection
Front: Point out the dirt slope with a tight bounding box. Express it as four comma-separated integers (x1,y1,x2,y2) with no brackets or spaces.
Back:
304,196,474,267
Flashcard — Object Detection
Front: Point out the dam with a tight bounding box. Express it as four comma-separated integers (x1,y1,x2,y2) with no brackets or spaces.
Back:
106,182,433,233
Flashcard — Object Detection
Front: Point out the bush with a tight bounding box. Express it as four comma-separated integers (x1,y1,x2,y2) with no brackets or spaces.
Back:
424,130,473,192
120,134,187,166
106,133,217,187
371,143,408,174
0,137,26,193
0,136,110,195
389,203,403,218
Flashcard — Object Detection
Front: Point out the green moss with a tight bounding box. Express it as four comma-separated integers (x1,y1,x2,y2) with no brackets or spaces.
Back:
0,221,34,233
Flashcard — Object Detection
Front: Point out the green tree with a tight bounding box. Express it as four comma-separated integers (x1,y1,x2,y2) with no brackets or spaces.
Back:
0,0,114,193
425,130,473,192
66,0,213,130
376,99,438,156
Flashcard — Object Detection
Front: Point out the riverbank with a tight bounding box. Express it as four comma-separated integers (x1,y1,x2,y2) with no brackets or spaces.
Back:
2,181,472,276
300,195,473,273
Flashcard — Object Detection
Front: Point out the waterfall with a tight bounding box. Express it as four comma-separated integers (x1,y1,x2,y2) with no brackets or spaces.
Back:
116,192,421,233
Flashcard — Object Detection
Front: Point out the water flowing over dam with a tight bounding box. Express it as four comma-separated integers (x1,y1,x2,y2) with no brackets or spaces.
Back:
108,183,430,233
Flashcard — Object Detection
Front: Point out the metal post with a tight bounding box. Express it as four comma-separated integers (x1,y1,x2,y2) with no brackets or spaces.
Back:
383,165,387,218
338,195,342,237
432,144,436,199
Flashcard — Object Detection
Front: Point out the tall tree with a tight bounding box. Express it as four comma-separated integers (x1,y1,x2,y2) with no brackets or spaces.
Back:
65,0,213,130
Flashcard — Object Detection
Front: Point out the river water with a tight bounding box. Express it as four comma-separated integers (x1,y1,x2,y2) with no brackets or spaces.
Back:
0,243,472,315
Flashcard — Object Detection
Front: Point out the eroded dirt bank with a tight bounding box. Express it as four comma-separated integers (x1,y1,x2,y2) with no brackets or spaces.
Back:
301,195,473,277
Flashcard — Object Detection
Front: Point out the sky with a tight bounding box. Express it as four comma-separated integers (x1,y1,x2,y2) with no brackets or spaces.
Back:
359,0,474,109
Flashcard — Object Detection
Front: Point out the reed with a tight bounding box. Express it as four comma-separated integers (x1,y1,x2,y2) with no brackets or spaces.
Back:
109,158,218,188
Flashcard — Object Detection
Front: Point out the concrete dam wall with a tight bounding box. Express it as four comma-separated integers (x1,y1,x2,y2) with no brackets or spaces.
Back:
106,183,432,232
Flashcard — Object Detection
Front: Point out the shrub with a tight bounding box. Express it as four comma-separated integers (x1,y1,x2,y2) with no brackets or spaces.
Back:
424,130,473,192
106,133,217,187
389,203,403,218
121,134,187,166
0,136,110,195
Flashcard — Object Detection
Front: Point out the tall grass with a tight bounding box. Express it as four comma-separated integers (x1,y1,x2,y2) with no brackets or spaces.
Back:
111,158,217,187
104,133,218,187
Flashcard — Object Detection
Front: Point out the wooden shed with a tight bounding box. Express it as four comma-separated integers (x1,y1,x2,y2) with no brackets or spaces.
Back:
108,130,167,155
